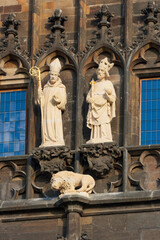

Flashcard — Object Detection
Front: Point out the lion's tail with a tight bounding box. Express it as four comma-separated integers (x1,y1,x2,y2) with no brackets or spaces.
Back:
86,181,95,194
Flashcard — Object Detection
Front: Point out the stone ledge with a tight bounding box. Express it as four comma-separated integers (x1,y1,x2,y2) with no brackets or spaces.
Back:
0,190,160,212
126,145,160,151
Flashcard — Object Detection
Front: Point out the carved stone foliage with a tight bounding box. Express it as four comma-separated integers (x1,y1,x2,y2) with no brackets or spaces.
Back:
80,142,122,193
35,9,75,62
128,150,160,191
31,147,74,198
32,146,74,173
0,13,29,62
0,160,26,200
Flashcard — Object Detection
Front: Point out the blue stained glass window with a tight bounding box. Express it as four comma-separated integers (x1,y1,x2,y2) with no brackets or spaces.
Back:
11,92,15,101
140,79,160,145
0,90,26,156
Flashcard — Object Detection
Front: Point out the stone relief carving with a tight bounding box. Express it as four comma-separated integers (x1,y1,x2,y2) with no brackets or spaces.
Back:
86,57,116,144
128,150,160,191
80,143,123,193
31,147,74,197
50,171,95,196
31,170,53,198
32,146,74,173
0,161,26,200
31,58,67,147
80,142,122,179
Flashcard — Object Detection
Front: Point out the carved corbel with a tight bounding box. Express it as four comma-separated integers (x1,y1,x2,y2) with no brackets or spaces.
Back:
80,142,121,178
31,146,74,174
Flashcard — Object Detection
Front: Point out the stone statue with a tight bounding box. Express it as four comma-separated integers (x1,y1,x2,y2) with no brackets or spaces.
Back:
37,58,67,147
86,57,116,144
51,171,95,195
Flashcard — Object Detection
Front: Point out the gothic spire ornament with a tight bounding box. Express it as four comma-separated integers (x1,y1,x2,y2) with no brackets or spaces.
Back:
2,13,21,50
95,5,114,40
141,1,160,25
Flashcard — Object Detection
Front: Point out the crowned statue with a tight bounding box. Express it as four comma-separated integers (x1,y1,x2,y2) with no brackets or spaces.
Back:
86,57,116,144
36,58,67,147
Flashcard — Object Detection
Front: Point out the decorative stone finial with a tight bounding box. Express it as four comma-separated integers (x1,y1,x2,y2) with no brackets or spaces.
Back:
94,5,114,41
95,5,114,29
35,9,74,61
2,13,21,37
48,9,68,33
141,1,160,24
0,13,29,59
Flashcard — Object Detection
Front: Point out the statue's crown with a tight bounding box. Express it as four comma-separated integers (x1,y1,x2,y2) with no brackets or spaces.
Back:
99,57,114,71
50,58,61,74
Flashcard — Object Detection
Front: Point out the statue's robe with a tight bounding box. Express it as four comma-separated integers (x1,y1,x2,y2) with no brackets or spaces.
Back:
38,79,66,147
86,79,116,143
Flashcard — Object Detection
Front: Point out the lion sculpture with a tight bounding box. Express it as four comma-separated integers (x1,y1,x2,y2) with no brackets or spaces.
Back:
51,171,95,195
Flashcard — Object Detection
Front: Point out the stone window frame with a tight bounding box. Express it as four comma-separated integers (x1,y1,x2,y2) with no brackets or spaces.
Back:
130,42,160,146
0,54,30,155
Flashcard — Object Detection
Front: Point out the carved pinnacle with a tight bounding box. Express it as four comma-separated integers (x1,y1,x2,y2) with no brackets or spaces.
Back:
141,1,160,24
48,9,68,33
95,5,114,29
3,13,21,37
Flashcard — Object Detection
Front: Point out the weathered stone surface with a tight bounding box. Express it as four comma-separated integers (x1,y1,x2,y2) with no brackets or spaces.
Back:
0,0,160,239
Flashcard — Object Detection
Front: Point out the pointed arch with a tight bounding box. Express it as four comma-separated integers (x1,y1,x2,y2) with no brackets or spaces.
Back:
127,39,160,71
0,51,30,85
79,43,125,76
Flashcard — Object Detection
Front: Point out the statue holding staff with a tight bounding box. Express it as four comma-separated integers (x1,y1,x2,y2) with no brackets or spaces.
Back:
30,58,67,147
86,57,116,144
